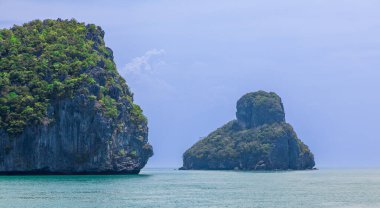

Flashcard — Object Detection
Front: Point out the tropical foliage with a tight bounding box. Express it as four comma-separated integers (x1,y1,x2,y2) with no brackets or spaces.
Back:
0,19,146,135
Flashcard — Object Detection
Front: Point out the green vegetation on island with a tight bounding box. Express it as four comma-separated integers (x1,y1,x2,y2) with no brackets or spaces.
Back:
0,19,145,135
181,91,315,170
0,19,152,174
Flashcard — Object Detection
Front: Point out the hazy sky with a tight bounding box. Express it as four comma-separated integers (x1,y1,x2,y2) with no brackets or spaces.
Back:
1,0,380,168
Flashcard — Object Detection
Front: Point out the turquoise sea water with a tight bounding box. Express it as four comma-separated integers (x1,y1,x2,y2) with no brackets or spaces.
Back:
0,168,379,208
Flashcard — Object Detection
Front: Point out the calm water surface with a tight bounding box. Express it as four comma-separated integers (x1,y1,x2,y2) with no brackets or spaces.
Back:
0,169,379,208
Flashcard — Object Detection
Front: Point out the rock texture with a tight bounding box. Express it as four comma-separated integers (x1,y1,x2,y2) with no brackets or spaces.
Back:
181,91,315,170
0,19,152,174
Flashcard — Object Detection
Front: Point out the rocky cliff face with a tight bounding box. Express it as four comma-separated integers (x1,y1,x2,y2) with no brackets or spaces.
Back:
0,19,152,174
181,91,315,170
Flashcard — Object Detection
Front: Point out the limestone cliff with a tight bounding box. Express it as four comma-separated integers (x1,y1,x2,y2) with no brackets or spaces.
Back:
181,91,315,170
0,19,152,174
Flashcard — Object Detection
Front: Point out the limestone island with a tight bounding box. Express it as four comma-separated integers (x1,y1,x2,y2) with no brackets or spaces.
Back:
181,91,315,170
0,19,153,174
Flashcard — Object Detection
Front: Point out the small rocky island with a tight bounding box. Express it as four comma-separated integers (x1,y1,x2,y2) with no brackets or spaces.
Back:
181,91,315,170
0,19,153,174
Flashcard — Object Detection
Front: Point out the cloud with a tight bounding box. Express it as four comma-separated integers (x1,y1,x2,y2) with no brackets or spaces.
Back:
122,49,165,76
120,48,176,99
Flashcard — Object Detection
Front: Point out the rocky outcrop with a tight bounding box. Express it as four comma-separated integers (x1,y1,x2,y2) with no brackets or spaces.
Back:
0,67,153,174
181,91,315,170
0,19,152,174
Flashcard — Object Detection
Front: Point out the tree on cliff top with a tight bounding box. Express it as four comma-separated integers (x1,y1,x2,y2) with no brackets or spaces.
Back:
0,19,145,135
